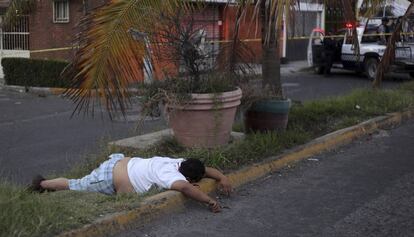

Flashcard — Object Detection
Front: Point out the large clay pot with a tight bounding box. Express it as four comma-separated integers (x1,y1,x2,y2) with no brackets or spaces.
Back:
167,88,242,148
244,98,291,133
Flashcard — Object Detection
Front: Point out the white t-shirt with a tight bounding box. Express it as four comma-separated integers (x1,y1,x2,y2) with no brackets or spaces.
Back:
127,156,187,193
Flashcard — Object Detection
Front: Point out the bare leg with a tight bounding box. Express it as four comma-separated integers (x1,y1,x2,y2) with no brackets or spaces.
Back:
40,178,69,191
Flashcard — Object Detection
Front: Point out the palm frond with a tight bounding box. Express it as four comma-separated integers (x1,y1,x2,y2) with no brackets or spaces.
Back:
65,0,200,117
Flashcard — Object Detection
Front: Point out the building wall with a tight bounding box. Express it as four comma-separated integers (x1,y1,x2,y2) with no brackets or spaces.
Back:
222,6,263,63
222,6,288,64
27,3,321,82
29,0,107,61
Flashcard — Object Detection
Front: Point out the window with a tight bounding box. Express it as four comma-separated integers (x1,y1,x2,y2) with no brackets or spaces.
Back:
361,28,379,43
53,0,69,23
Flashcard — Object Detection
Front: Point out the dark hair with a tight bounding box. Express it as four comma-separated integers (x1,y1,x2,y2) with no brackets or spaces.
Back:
179,159,205,182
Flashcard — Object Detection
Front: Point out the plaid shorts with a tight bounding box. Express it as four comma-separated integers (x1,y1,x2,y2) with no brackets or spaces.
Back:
68,153,125,195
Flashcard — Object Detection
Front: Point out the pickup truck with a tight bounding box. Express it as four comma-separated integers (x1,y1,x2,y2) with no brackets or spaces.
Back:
307,18,414,80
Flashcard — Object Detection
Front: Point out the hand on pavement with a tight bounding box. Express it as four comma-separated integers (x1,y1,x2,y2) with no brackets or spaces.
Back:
208,200,221,213
218,177,233,196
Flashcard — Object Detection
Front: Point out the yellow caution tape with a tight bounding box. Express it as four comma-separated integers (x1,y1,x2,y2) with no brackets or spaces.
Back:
29,32,414,54
30,46,78,54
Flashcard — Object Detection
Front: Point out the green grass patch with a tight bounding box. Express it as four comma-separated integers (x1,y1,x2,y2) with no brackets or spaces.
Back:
1,83,414,236
0,180,144,237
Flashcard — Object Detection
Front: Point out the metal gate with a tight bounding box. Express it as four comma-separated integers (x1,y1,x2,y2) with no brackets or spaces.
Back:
286,11,318,61
0,15,30,78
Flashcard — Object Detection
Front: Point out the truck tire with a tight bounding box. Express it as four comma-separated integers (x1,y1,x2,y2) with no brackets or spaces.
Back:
364,57,379,81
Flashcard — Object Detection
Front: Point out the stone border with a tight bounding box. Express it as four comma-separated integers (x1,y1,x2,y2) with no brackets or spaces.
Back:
0,85,140,96
109,129,245,150
58,109,413,237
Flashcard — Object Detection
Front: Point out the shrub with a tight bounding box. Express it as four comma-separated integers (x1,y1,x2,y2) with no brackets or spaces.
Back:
2,58,71,88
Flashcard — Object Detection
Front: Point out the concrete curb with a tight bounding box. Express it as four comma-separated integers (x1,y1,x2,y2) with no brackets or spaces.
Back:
57,108,414,237
0,85,140,96
0,85,67,96
109,129,246,150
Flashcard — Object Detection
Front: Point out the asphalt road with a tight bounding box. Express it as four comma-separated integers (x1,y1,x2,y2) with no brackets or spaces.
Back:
0,90,166,184
280,69,403,102
0,67,407,184
119,120,414,237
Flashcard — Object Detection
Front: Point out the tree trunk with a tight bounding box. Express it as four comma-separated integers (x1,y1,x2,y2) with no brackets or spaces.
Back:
261,0,283,98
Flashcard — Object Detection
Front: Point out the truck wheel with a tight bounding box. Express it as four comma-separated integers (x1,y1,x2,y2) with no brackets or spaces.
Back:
364,58,379,80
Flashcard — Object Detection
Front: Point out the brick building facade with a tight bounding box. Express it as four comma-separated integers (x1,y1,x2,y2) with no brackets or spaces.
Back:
22,1,323,64
29,0,107,60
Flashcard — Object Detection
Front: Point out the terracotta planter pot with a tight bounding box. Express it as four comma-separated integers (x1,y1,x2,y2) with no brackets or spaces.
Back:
244,98,291,133
167,88,242,148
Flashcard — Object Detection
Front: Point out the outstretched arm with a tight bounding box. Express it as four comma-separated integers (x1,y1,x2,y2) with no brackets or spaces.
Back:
170,180,221,213
205,167,233,196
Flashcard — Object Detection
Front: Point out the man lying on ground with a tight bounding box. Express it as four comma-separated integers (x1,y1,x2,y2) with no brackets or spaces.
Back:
29,153,232,213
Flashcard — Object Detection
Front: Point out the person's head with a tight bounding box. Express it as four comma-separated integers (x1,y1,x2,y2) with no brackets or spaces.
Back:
179,158,205,183
382,17,389,24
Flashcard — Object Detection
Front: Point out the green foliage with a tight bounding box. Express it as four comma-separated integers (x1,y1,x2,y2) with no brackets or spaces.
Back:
139,74,243,119
399,81,414,93
143,73,238,95
232,121,245,133
2,58,71,88
288,88,414,136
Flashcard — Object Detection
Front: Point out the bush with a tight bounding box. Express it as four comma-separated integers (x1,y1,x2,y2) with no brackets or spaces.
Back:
2,58,71,88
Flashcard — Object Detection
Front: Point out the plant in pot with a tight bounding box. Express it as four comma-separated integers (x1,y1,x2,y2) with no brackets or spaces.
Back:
137,5,255,148
234,0,293,133
65,2,252,148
